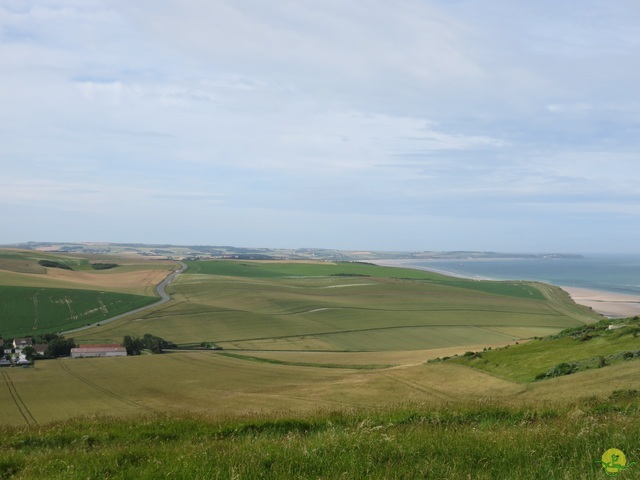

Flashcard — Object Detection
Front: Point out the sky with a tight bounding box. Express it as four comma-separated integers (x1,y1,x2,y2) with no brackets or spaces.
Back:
2,1,640,253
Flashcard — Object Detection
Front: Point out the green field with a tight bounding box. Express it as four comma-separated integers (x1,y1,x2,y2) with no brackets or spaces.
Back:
0,286,158,338
0,249,177,337
74,260,600,351
0,249,101,273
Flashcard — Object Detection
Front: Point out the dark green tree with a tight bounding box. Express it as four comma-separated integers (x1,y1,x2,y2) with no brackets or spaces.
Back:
142,333,155,351
122,335,144,355
34,333,62,344
22,346,36,361
123,334,175,355
45,337,76,357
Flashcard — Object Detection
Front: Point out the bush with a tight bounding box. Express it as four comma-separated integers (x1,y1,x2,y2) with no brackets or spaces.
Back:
45,337,77,357
544,363,576,379
37,260,72,270
91,263,119,270
622,351,635,360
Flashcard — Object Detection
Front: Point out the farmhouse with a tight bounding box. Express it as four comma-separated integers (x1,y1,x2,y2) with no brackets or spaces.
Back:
13,338,33,349
71,343,127,358
33,344,48,356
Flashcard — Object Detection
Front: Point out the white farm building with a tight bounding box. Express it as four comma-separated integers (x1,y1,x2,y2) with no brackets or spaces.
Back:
71,344,127,358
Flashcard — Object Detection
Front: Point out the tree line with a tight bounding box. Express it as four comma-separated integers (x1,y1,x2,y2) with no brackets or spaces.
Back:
122,334,176,355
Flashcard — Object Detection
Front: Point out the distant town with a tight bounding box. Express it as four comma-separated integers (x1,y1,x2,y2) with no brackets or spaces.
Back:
2,241,584,262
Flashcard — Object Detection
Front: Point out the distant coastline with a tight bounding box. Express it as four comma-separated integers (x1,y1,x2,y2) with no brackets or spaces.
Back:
373,258,640,319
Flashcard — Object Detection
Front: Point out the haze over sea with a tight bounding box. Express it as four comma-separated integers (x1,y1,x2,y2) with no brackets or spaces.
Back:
397,254,640,297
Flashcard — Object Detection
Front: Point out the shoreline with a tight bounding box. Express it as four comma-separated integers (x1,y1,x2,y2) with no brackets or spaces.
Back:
372,259,640,319
559,286,640,319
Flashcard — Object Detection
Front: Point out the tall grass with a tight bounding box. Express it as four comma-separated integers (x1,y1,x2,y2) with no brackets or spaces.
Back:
2,395,638,479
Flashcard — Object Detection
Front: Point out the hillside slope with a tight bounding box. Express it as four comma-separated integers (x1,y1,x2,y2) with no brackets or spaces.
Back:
73,260,601,349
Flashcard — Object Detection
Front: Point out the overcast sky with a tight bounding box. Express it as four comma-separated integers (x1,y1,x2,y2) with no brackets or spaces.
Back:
2,1,640,253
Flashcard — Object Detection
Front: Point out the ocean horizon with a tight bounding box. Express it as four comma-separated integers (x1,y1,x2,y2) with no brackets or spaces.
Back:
386,254,640,297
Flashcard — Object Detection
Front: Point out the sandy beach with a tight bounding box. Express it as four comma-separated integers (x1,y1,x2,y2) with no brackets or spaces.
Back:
561,286,640,318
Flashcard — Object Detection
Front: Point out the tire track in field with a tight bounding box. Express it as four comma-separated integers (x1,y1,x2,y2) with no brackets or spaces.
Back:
383,372,449,401
58,361,153,412
32,292,40,330
1,370,37,425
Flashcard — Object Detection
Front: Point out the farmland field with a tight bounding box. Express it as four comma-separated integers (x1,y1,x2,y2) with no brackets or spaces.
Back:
0,250,176,296
0,249,176,337
0,286,158,338
74,259,601,350
2,348,639,427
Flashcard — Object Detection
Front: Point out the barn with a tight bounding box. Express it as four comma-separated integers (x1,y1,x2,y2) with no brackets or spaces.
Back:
71,344,127,358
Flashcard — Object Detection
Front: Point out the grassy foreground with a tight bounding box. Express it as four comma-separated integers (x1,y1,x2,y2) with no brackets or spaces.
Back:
2,393,639,479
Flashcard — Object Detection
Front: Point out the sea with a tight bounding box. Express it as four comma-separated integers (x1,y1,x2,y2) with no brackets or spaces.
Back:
392,254,640,297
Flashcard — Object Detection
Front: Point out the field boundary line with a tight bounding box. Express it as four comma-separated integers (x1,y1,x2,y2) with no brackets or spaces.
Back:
1,370,37,425
219,322,566,344
226,305,565,318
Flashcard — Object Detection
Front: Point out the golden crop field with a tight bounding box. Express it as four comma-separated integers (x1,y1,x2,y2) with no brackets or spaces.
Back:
2,350,639,427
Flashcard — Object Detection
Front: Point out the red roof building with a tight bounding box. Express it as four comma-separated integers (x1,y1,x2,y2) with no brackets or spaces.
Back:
71,344,127,358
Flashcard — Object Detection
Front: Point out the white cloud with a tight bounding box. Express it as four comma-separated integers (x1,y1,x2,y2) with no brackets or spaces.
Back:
545,103,593,114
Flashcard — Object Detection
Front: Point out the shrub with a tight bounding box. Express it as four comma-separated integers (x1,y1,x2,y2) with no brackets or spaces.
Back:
622,351,635,360
37,260,72,270
91,263,119,270
544,363,576,379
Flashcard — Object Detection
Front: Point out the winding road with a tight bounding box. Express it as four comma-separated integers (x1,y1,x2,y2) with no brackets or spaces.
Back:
62,261,187,335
